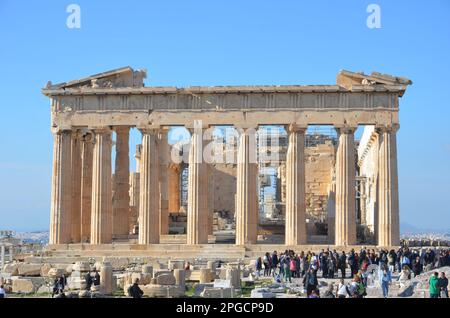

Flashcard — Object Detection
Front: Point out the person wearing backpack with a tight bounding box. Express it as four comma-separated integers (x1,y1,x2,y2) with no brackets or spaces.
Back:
128,278,144,298
263,252,271,276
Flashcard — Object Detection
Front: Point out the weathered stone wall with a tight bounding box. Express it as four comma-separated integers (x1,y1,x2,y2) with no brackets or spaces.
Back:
304,140,336,222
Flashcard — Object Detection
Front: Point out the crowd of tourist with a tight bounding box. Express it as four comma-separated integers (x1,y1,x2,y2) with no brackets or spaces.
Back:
254,247,450,298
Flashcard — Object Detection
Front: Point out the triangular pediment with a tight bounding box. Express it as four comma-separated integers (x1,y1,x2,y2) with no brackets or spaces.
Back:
45,66,147,90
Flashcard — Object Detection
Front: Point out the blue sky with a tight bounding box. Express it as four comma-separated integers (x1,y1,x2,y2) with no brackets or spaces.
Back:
0,0,449,231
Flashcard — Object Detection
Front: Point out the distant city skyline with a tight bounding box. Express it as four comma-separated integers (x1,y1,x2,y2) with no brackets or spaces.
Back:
0,1,449,231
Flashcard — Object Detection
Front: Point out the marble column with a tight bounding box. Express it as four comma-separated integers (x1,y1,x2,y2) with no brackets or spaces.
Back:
285,125,307,245
208,166,214,235
235,127,258,245
138,128,160,244
334,126,357,246
90,128,113,244
1,245,5,269
377,125,400,246
168,164,181,213
80,132,94,243
71,130,82,243
49,129,72,244
112,126,130,237
186,124,209,244
158,128,169,235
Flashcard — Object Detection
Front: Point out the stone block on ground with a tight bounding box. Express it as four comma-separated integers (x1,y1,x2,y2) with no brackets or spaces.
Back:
2,263,19,276
12,278,36,294
17,264,42,276
251,288,276,298
156,273,176,285
201,287,234,298
142,284,184,298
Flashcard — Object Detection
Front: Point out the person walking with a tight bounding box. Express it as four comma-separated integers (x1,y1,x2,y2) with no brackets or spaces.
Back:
263,252,271,277
127,278,144,298
429,272,440,298
303,268,318,297
438,272,448,298
85,271,93,290
271,251,279,276
379,265,392,298
255,257,262,278
339,251,347,278
290,257,297,279
283,256,292,283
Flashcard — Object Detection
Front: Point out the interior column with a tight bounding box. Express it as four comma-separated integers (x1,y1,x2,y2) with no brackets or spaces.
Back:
334,126,357,246
285,124,307,245
235,126,258,245
112,126,130,238
186,122,209,244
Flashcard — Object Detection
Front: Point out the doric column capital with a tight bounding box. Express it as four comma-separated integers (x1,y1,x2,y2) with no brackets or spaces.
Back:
376,124,400,134
234,124,258,131
81,131,95,143
186,120,209,133
286,124,307,134
138,126,160,135
90,126,112,134
51,125,73,135
71,129,83,139
335,125,357,135
113,126,130,134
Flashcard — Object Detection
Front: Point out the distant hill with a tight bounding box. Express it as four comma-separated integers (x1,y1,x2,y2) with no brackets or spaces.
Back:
400,222,450,236
13,231,49,244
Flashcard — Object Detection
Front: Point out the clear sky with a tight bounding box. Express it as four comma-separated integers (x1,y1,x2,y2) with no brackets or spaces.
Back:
0,0,449,231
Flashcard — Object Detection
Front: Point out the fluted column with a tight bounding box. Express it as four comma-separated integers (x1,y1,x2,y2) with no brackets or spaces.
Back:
235,127,258,245
158,128,170,235
334,126,357,246
377,125,400,246
112,126,130,237
71,130,82,243
208,166,214,235
138,128,160,244
49,130,72,244
285,125,307,245
186,124,209,244
168,164,181,213
90,128,113,244
80,132,94,242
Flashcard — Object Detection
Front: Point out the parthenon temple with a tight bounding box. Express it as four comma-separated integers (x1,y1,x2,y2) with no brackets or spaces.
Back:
42,67,411,255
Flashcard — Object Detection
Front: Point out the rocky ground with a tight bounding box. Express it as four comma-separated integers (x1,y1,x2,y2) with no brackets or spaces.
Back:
1,257,449,298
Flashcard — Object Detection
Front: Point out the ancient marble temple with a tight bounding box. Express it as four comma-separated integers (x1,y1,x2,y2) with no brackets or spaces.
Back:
42,67,411,249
